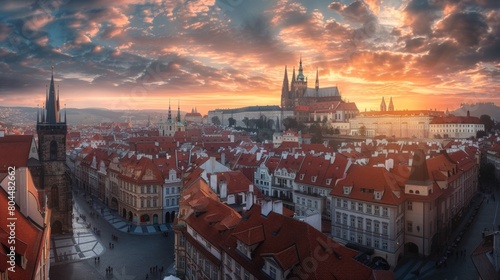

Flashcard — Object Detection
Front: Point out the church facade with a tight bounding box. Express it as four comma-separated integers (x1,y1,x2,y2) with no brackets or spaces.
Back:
280,58,342,110
36,68,72,234
158,100,185,137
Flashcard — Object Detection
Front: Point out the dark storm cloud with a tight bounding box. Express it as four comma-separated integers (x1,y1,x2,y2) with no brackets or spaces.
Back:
329,1,375,25
436,12,488,47
403,37,427,53
403,0,442,36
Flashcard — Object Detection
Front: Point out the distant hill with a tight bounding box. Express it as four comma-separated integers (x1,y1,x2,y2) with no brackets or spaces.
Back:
0,106,187,127
451,102,500,121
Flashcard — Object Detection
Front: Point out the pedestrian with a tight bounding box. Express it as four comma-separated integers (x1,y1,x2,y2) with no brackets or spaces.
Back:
98,256,100,262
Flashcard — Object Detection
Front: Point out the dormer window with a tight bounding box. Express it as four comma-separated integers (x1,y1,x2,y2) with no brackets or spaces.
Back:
343,186,352,195
374,191,382,200
311,176,317,182
300,174,305,180
326,179,332,185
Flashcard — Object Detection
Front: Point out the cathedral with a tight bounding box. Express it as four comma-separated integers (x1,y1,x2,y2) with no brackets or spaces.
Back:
280,57,342,110
36,67,72,234
158,100,185,136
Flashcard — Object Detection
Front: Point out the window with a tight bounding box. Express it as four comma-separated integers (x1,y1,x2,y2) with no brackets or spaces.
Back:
343,200,348,208
366,237,372,247
235,264,241,277
342,229,347,239
336,213,341,224
382,223,388,235
50,140,57,160
357,217,363,229
357,203,363,212
374,206,380,215
342,213,347,225
374,221,380,234
407,222,413,232
366,205,372,214
357,234,363,244
382,207,388,217
407,201,413,211
374,239,380,249
366,219,372,232
336,198,341,207
350,216,356,227
382,241,388,250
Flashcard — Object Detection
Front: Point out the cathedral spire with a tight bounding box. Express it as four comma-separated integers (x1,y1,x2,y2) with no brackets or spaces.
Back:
380,97,387,112
167,99,172,121
177,100,181,122
282,65,289,94
45,66,59,124
388,97,394,111
297,56,305,81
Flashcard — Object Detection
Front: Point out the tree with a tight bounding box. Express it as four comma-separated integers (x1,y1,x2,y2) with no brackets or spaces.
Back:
283,117,298,130
267,119,275,130
476,130,487,139
228,117,236,127
211,116,221,126
480,114,494,132
242,117,249,128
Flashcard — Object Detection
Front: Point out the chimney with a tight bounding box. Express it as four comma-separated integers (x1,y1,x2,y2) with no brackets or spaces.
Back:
220,180,227,199
273,200,283,215
246,184,254,210
385,158,394,171
221,152,226,166
261,199,273,216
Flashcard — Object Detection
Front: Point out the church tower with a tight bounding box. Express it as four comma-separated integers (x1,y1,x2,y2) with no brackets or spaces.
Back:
280,66,289,109
380,97,387,112
388,97,394,111
36,66,72,234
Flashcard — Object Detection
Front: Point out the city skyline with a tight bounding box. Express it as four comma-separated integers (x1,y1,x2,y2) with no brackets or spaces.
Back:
0,0,499,115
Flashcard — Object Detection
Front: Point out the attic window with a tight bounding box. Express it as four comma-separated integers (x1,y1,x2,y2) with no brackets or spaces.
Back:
374,192,382,200
311,176,317,182
300,174,305,180
343,186,351,195
326,179,332,185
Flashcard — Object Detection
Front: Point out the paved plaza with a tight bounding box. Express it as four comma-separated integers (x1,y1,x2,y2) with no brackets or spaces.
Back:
49,186,175,280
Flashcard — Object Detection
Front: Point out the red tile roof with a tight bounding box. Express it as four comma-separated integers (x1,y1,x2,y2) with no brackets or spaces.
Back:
0,188,44,279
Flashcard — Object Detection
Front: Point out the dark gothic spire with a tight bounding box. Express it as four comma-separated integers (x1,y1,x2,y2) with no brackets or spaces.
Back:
177,100,181,122
282,65,289,93
388,97,394,111
45,66,59,124
380,97,387,112
167,99,172,121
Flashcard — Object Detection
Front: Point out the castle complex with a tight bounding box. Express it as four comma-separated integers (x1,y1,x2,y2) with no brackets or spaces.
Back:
280,57,342,110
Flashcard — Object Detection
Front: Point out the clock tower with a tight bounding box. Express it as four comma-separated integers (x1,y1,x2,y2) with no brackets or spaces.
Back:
36,67,72,234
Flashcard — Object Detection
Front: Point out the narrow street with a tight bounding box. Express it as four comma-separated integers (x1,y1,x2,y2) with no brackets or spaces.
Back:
49,185,175,280
395,182,500,280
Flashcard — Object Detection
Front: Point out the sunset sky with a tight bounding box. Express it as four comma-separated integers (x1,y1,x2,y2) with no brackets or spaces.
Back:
0,0,499,115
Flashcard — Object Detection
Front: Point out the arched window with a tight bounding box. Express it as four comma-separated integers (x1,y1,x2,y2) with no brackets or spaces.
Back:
50,140,57,160
51,185,59,209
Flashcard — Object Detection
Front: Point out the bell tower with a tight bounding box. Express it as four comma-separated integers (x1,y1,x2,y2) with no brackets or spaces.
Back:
36,66,72,234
